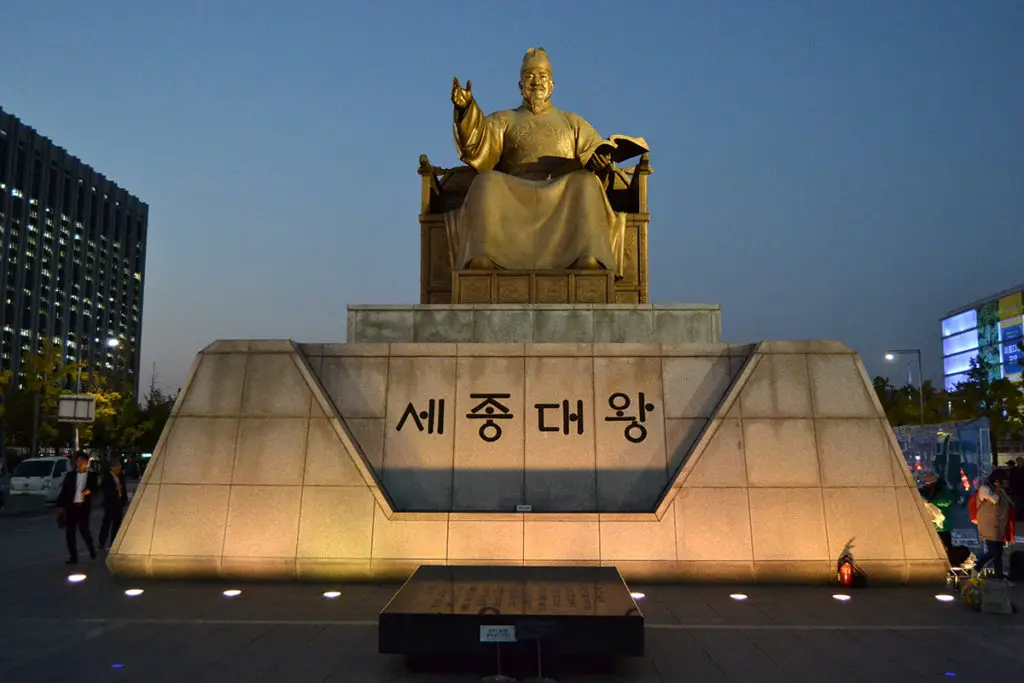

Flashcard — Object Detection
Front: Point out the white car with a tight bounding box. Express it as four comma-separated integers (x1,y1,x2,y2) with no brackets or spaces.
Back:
9,457,70,504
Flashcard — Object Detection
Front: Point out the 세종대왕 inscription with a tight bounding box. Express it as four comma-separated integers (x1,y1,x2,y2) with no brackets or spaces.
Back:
394,393,657,443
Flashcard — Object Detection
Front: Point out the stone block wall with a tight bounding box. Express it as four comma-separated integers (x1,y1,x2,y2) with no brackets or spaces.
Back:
108,339,948,584
346,304,722,344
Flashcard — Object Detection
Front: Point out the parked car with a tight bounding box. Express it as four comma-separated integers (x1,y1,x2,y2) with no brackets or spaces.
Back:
9,457,70,504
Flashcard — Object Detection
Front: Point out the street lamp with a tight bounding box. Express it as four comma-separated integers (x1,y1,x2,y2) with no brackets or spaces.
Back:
72,337,120,452
885,349,924,426
107,338,122,392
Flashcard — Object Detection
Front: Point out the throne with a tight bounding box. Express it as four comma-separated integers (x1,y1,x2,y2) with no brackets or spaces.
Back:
418,155,651,304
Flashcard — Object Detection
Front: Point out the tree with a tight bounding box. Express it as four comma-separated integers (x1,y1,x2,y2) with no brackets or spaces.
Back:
71,370,139,452
0,368,11,477
872,376,949,426
0,368,11,422
948,355,1024,465
15,341,84,455
137,386,178,452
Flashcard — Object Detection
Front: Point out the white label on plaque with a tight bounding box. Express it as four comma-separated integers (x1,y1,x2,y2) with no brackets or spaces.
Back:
479,625,517,643
516,504,532,513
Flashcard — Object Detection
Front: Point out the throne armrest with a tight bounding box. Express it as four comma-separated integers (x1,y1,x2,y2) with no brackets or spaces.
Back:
606,153,651,214
420,153,650,215
418,155,441,215
419,154,478,215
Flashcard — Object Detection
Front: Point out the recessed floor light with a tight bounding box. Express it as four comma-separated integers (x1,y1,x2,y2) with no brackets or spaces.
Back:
832,593,851,602
630,591,646,600
222,589,242,597
729,593,748,601
124,588,144,597
935,594,955,603
67,574,87,583
323,591,341,599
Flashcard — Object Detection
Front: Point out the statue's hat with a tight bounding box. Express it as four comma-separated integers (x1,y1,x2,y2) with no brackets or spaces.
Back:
521,47,552,73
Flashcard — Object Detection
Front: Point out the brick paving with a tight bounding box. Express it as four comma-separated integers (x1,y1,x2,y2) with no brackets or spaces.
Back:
1,508,1021,682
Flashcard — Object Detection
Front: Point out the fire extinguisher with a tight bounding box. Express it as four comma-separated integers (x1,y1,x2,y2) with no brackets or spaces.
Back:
838,557,854,587
837,540,856,587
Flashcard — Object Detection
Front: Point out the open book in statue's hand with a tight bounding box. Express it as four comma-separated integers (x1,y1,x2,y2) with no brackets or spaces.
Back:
593,134,649,164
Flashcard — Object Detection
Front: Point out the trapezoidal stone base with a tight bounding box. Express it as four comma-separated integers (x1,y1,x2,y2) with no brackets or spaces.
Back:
107,339,948,584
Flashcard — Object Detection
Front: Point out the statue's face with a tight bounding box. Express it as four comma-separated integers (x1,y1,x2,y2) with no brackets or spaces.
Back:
519,67,553,108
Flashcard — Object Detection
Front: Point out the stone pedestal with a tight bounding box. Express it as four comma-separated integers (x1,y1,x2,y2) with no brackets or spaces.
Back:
109,336,949,585
347,304,722,345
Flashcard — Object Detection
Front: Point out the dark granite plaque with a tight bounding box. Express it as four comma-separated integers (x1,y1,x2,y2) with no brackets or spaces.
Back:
379,565,643,657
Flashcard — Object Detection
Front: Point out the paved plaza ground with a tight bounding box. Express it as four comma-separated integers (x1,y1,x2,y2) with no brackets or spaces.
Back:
1,496,1021,682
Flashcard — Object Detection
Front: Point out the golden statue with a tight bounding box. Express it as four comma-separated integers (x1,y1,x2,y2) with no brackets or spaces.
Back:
447,47,648,274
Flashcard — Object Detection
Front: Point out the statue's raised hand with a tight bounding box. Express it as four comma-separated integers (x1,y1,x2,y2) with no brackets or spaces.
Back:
452,77,473,109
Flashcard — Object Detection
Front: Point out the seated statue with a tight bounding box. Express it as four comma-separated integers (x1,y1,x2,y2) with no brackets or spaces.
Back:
446,47,647,275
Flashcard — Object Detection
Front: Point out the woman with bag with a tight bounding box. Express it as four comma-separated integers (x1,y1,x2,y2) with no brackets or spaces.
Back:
971,470,1015,585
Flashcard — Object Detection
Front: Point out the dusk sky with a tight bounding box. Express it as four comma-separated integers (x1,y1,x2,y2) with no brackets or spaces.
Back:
2,1,1021,393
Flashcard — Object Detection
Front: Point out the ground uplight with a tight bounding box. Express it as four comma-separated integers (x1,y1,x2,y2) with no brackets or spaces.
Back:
729,593,748,601
935,594,956,603
222,589,242,598
630,591,646,600
67,574,87,584
832,593,851,602
323,591,341,599
124,588,144,597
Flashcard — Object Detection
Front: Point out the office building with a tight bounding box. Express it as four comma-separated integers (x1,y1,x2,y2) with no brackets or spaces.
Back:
940,284,1023,391
0,106,147,396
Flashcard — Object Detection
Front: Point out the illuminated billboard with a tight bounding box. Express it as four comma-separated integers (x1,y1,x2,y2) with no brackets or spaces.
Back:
942,286,1024,391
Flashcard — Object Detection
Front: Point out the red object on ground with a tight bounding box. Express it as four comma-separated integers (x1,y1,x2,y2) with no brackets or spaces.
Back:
838,562,853,587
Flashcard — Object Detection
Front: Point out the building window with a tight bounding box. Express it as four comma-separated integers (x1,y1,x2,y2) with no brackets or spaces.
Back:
941,310,978,338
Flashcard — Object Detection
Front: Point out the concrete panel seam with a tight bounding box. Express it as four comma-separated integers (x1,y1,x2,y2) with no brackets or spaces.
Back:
739,409,755,562
293,398,314,561
220,353,251,561
146,484,164,568
805,352,832,563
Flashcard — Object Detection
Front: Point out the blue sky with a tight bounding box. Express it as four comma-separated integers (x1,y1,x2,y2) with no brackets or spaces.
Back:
2,0,1021,391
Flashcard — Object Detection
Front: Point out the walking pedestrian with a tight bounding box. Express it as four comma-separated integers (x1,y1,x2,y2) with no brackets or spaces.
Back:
57,452,99,565
971,470,1015,585
98,460,128,551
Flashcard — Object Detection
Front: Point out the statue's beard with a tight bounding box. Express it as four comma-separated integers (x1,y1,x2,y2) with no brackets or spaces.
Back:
522,88,551,113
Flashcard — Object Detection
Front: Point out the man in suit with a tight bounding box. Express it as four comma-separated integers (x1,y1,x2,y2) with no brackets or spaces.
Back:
98,459,128,551
57,452,99,565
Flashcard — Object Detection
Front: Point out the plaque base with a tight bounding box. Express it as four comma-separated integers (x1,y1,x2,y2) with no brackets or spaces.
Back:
378,565,644,658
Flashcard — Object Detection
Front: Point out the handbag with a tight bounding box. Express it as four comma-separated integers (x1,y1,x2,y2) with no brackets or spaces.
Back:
57,509,66,530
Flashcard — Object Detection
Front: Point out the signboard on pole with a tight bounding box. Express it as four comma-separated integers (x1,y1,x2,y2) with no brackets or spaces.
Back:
58,395,96,423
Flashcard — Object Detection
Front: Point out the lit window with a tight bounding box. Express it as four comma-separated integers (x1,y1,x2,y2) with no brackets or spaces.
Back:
944,350,980,377
942,310,978,338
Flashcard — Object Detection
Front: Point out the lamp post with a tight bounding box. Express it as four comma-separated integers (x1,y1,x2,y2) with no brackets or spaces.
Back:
885,349,925,426
72,337,119,453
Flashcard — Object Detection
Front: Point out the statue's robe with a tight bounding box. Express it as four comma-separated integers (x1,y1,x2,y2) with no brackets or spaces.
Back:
445,101,626,274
